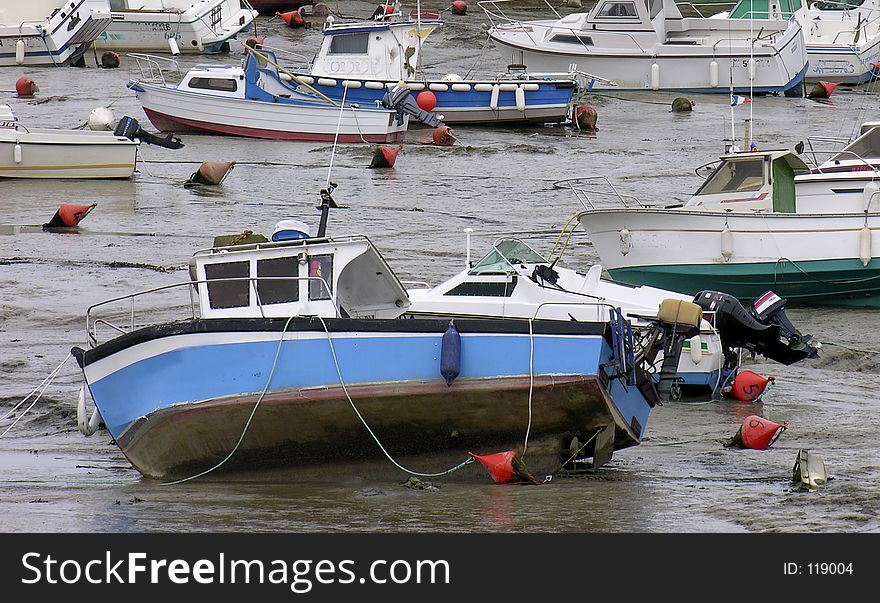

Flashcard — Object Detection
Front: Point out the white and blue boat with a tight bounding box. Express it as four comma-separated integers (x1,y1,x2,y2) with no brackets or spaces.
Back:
283,5,589,125
72,190,701,480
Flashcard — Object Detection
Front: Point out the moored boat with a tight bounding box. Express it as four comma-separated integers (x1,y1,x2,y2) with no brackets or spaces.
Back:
73,189,702,479
0,1,112,67
95,0,257,54
127,50,418,143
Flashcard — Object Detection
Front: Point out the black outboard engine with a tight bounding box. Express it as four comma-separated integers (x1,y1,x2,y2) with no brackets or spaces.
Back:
381,85,445,128
693,290,819,366
114,116,184,149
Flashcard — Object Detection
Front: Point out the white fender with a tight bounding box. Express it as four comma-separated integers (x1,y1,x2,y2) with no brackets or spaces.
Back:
515,86,526,112
709,60,719,87
650,63,660,90
15,40,25,65
688,335,703,364
77,386,102,437
619,228,632,256
168,36,180,56
14,143,22,164
489,84,500,110
860,225,872,266
748,58,756,81
721,226,733,260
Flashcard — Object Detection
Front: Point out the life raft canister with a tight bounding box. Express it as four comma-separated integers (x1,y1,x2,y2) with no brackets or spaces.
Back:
730,370,774,402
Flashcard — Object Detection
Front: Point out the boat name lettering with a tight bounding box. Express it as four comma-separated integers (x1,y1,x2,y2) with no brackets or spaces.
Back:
329,60,369,75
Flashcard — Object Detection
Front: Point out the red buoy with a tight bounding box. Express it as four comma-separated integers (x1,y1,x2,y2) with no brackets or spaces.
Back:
244,37,265,54
278,10,305,28
416,90,437,112
43,203,97,228
733,415,788,450
729,370,774,402
432,125,457,146
451,1,468,15
15,76,38,97
808,81,839,99
573,104,597,131
368,145,401,168
100,51,120,69
468,451,540,484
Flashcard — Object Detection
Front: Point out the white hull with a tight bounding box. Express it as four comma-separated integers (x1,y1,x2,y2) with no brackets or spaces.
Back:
0,128,138,179
133,81,408,143
0,1,112,67
95,1,257,54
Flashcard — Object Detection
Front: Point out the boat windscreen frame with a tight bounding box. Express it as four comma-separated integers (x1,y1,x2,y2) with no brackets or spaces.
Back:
469,238,550,275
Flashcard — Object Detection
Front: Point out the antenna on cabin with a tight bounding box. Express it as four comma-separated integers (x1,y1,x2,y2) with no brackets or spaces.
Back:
316,182,338,238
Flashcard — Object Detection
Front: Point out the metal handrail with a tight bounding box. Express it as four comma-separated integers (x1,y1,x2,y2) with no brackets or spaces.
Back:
127,53,180,85
552,176,646,209
86,275,337,348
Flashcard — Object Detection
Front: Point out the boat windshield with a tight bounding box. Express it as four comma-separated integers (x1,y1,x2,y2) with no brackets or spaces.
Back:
729,0,802,19
695,157,765,195
812,0,864,9
470,239,548,274
830,126,880,163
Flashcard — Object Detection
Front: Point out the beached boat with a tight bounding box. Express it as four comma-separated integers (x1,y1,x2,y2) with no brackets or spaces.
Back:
714,0,880,84
127,50,416,143
282,5,587,125
73,193,701,479
480,0,808,93
0,104,140,179
573,127,880,306
95,0,257,54
406,237,820,394
0,1,112,67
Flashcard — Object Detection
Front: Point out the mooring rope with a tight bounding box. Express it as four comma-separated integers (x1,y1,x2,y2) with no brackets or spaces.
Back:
0,353,71,438
316,315,474,477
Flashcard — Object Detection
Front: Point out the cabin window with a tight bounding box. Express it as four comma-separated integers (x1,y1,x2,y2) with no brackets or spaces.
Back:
551,34,594,46
596,2,639,18
109,0,129,9
204,261,250,309
308,254,334,300
471,239,549,275
187,77,238,92
444,280,517,297
328,33,369,55
257,257,299,305
696,158,765,196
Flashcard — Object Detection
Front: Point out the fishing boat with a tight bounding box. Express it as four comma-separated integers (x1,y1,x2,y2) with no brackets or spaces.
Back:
0,1,112,67
573,125,880,306
406,236,819,395
72,187,701,479
281,3,590,125
480,0,808,93
95,0,257,54
127,50,424,143
714,0,880,84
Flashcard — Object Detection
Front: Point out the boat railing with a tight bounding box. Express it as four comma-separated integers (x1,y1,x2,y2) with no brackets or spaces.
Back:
807,147,880,175
552,177,646,210
677,2,737,18
86,275,337,348
128,53,181,86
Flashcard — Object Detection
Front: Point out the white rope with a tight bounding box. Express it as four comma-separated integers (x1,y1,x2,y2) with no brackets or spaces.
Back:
0,354,71,438
326,85,349,188
316,315,474,477
162,315,297,485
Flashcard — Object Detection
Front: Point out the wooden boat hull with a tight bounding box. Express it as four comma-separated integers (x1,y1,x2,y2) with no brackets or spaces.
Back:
75,317,652,479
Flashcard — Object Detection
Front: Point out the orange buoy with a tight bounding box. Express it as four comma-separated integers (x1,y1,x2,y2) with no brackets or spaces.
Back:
244,37,265,54
43,203,97,228
100,51,120,69
808,81,839,99
573,104,597,131
729,370,775,402
278,10,305,28
416,90,437,112
730,415,788,450
432,125,456,146
368,145,401,168
451,1,468,15
186,160,236,185
468,451,540,484
15,76,38,97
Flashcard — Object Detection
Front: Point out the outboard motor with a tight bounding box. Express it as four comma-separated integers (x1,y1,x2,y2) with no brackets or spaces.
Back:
693,290,819,366
114,116,184,149
381,85,445,128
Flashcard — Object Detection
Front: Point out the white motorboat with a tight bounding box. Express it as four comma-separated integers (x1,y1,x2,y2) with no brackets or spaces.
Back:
480,0,808,93
127,51,414,143
0,104,138,179
0,1,112,67
406,236,819,394
709,0,880,84
95,0,257,54
573,124,880,306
